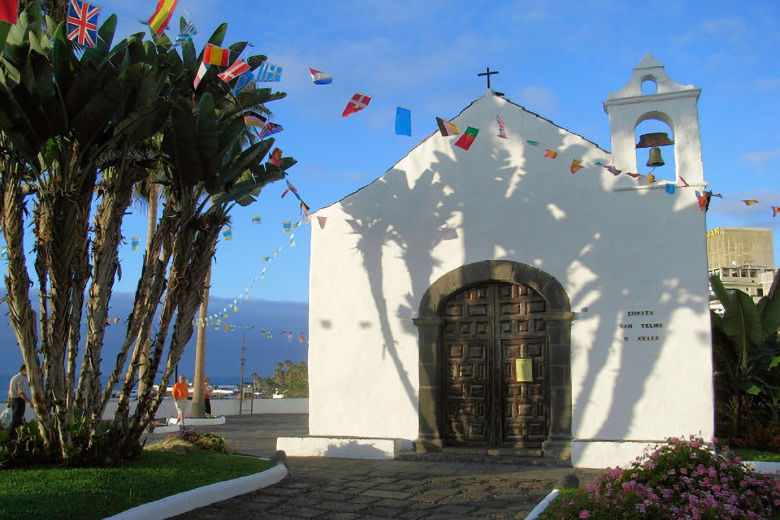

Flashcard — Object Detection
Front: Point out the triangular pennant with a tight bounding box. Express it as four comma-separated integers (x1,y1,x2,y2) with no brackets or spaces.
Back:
317,216,327,229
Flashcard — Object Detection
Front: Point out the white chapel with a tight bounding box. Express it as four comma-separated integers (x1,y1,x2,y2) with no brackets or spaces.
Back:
279,55,714,468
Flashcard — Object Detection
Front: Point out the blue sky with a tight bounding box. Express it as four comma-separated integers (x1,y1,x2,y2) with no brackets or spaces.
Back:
70,1,780,303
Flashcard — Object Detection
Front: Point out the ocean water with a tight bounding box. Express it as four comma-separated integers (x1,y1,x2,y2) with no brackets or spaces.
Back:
1,375,9,402
0,374,248,405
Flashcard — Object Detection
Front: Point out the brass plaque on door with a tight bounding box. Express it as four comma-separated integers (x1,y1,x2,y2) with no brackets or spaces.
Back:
514,358,533,382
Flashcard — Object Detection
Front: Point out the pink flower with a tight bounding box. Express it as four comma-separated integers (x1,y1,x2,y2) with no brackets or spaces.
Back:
578,511,591,519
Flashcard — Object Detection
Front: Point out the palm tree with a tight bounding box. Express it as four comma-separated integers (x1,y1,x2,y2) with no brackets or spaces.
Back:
0,4,294,462
711,273,780,441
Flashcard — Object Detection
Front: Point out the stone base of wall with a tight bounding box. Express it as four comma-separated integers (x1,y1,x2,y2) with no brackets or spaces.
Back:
277,436,414,460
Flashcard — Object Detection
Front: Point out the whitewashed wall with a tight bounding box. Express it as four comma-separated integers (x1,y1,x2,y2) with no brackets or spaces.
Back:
308,91,713,467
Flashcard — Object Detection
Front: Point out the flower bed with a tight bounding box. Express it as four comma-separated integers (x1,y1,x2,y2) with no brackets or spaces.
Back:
539,436,780,519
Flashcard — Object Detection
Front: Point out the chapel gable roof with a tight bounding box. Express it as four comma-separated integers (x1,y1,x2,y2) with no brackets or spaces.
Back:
321,90,611,211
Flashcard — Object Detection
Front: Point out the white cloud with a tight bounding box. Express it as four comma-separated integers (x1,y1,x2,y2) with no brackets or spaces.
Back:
517,86,557,115
742,150,780,170
754,78,780,92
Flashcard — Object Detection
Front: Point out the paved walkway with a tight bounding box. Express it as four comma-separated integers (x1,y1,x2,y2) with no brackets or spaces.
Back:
147,414,602,519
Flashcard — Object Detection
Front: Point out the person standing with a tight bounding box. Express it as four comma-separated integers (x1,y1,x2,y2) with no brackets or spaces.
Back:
172,374,189,427
203,377,213,417
7,365,32,440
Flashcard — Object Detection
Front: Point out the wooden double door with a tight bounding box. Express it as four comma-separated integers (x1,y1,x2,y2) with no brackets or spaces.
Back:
441,281,548,449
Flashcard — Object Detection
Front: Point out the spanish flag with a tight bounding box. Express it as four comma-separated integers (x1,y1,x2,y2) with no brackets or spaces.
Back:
742,200,759,206
772,206,780,217
148,0,177,36
544,149,557,159
203,44,229,67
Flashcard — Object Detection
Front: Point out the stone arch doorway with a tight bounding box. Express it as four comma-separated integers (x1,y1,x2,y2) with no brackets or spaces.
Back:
413,260,573,462
442,280,548,449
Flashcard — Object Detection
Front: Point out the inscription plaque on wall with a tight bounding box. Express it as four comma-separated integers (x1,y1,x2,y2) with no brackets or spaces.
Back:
618,309,665,343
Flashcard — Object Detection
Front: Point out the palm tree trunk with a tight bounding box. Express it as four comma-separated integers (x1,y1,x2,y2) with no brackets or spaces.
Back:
1,161,56,453
137,183,158,399
190,265,211,418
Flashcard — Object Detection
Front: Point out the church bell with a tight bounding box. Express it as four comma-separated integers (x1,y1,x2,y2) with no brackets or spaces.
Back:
646,146,665,167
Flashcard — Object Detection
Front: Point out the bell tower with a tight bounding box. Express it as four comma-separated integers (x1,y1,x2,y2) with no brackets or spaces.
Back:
603,54,704,184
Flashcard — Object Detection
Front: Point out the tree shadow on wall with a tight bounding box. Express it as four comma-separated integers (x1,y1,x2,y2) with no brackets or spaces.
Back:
340,106,710,442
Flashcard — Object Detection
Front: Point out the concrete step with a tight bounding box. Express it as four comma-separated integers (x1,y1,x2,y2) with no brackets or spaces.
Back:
395,449,570,467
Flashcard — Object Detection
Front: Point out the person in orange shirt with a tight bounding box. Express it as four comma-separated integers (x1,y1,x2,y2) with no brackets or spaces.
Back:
172,374,189,427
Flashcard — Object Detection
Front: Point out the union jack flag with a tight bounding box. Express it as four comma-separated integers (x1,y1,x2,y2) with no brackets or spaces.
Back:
66,0,100,48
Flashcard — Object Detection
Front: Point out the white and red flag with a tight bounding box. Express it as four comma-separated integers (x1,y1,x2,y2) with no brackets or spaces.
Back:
217,60,250,83
342,93,371,117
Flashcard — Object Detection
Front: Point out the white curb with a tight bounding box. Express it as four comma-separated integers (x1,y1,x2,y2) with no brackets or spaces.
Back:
103,463,288,520
525,489,559,520
745,461,780,475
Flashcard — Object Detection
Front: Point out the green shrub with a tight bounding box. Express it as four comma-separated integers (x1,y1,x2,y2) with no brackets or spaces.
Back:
171,428,229,453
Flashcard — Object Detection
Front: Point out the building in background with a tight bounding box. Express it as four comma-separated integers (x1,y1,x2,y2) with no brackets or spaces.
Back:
707,227,777,308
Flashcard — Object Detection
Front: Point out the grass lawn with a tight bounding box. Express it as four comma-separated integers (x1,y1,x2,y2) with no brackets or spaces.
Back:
732,448,780,462
0,450,273,520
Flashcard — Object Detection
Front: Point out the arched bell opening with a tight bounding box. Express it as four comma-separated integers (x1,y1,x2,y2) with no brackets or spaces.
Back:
634,114,676,182
640,75,658,95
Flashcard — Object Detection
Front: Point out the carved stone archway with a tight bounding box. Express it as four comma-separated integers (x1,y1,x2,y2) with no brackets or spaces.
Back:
413,260,573,462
